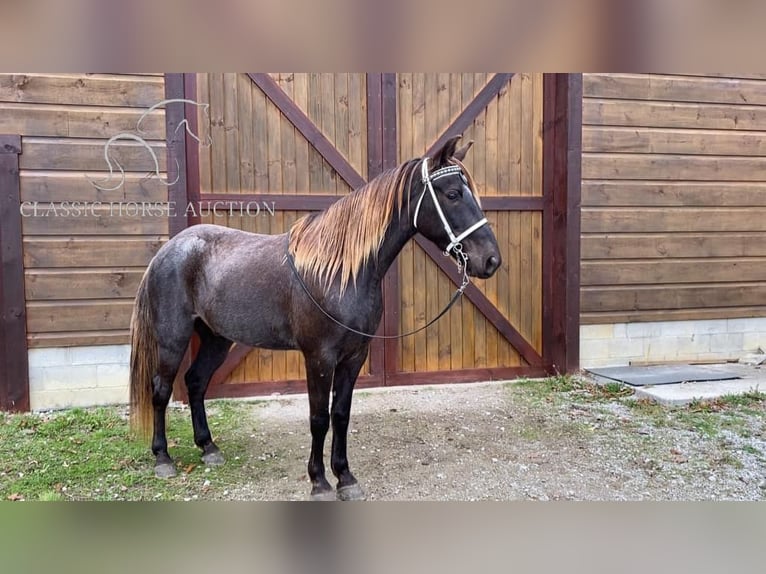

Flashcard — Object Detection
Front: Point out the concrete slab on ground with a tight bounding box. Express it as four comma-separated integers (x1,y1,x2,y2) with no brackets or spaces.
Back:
586,363,766,406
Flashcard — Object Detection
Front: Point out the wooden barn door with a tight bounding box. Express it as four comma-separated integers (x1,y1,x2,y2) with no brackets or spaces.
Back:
166,73,580,398
388,74,552,385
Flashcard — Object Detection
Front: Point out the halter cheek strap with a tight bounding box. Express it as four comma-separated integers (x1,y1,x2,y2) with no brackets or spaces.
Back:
413,158,489,255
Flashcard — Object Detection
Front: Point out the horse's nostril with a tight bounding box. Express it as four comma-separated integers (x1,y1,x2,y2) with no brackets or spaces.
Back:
486,255,500,274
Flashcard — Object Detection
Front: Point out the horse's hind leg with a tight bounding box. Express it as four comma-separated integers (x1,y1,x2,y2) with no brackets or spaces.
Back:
152,338,190,478
185,319,231,465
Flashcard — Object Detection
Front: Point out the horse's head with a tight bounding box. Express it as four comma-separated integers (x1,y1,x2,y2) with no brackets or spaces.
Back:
410,135,501,279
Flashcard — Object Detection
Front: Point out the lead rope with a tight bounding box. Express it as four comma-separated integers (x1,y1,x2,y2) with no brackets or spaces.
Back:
284,246,470,340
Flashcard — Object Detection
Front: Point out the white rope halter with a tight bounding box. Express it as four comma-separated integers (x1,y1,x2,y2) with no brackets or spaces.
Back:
413,158,489,256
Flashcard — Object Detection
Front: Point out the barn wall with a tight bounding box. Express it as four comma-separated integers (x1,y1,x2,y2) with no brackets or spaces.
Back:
0,73,168,408
581,73,766,366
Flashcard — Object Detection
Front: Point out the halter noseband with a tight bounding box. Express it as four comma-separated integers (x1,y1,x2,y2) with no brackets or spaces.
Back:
413,158,489,256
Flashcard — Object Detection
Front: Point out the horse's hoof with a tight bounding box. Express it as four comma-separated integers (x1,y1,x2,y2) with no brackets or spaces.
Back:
154,463,177,479
201,450,225,466
309,490,337,502
336,483,366,501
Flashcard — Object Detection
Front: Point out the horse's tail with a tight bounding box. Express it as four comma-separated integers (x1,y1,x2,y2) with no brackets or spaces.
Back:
129,267,157,439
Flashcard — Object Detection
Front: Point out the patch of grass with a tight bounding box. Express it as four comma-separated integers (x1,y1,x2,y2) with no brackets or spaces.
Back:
719,390,766,408
0,402,257,501
741,444,760,456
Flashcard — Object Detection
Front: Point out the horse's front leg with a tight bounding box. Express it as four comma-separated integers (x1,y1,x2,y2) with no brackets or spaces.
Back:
331,347,368,501
304,354,335,500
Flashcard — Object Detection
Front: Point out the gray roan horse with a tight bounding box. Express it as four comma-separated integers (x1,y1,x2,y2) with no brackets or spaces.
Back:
130,135,501,500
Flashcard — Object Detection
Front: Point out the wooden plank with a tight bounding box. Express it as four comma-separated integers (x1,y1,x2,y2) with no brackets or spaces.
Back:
0,74,164,107
28,330,130,348
436,73,452,371
320,73,337,194
425,73,514,157
582,258,766,286
166,73,189,234
237,73,255,194
251,79,270,193
248,73,366,190
183,74,201,227
26,300,134,333
19,137,167,171
23,237,164,268
0,139,29,411
411,74,428,372
280,74,297,195
582,207,766,232
208,73,227,194
584,73,766,106
292,74,311,195
20,171,168,203
196,74,212,196
424,74,440,372
223,73,240,194
584,98,766,131
582,283,766,312
583,153,766,181
0,103,165,139
581,232,766,259
582,306,766,325
381,73,399,379
583,126,766,156
24,269,145,300
448,73,463,370
21,207,168,235
398,73,414,373
582,181,766,207
266,92,283,192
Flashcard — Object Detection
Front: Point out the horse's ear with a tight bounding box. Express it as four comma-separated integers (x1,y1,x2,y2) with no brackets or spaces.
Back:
430,135,462,168
453,140,474,162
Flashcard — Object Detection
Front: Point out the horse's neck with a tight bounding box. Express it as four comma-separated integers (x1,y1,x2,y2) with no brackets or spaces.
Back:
371,211,416,282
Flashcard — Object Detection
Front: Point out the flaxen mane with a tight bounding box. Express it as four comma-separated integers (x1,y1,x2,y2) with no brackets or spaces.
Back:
289,155,481,293
288,159,420,293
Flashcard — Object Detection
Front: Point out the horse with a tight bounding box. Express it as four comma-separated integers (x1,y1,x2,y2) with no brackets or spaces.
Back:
129,135,501,500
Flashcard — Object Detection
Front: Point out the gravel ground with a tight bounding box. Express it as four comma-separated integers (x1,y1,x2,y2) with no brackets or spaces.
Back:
223,378,766,501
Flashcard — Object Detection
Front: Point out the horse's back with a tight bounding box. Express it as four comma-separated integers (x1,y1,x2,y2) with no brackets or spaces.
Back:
149,224,297,349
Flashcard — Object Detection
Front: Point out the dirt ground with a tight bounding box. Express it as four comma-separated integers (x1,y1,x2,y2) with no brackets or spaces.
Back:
220,378,766,501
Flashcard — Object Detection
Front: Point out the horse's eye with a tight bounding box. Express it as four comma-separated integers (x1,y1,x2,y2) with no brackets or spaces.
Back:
446,191,459,201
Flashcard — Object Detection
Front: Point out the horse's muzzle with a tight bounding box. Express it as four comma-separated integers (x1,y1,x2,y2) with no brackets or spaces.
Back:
467,253,501,279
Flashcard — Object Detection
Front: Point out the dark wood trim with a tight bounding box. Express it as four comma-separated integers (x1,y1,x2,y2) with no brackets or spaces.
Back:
386,366,551,387
164,73,190,237
197,193,544,212
248,73,367,190
0,136,29,411
565,74,583,372
414,236,544,366
183,73,202,227
542,75,556,373
0,135,22,154
206,375,384,399
542,74,582,374
381,73,400,380
426,73,515,157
